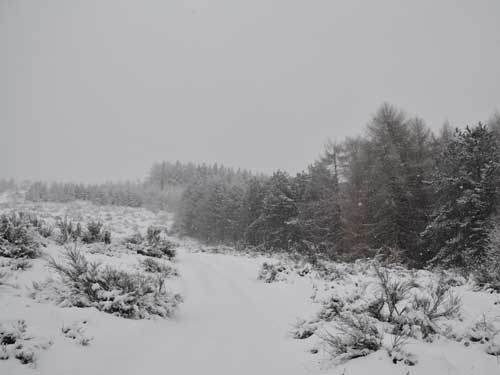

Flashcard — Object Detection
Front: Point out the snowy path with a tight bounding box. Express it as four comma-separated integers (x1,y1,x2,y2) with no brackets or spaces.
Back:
26,248,319,375
121,249,317,375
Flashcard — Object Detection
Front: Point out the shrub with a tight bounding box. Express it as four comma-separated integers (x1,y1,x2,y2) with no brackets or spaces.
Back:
468,315,500,343
124,231,143,246
474,223,500,291
146,226,162,245
257,262,289,283
321,312,382,360
0,212,41,259
58,219,112,245
82,221,109,244
0,320,48,365
56,218,80,244
17,212,53,239
0,270,9,284
136,240,177,259
15,349,36,365
141,258,178,277
292,320,317,339
134,227,176,260
9,259,32,271
388,348,418,366
48,247,181,319
373,263,415,322
61,321,93,346
412,278,461,321
103,230,111,244
389,277,461,339
318,295,345,322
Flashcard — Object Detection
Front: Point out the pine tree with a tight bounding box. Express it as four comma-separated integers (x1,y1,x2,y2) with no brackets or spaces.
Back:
422,124,500,271
298,157,343,257
249,171,300,250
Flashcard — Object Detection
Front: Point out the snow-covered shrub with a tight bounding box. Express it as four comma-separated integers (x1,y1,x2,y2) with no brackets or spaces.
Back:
123,231,143,246
292,319,317,339
141,258,178,277
146,226,161,244
473,222,500,291
0,269,9,284
388,348,418,366
412,278,461,322
313,261,348,281
373,263,416,322
14,212,53,239
321,312,382,360
126,226,176,260
391,308,435,339
15,349,35,365
383,276,461,340
57,219,111,245
0,320,51,366
61,321,93,346
48,247,181,319
137,239,176,259
102,230,111,244
0,212,41,259
82,220,111,244
9,258,32,271
317,295,346,322
257,262,289,283
468,316,500,344
465,316,500,356
56,218,81,244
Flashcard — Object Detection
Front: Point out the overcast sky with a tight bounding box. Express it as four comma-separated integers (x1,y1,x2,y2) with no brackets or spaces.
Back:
1,0,499,182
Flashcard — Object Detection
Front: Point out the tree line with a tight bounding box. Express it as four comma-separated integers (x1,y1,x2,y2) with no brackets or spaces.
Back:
23,163,252,211
174,104,500,272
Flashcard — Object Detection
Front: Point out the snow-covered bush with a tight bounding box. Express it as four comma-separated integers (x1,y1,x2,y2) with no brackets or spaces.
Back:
321,312,382,361
56,219,111,245
412,279,461,322
388,347,418,366
373,269,461,339
48,247,181,319
317,295,346,322
473,222,500,291
141,258,178,277
468,316,500,343
61,321,93,346
82,220,111,244
257,262,289,283
123,231,143,246
127,226,176,260
292,319,317,339
56,218,82,244
8,258,32,271
137,239,176,259
0,212,41,259
464,316,500,357
0,269,9,284
373,263,416,322
0,320,51,366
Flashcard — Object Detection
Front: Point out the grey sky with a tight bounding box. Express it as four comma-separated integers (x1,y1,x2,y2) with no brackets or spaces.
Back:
1,0,499,182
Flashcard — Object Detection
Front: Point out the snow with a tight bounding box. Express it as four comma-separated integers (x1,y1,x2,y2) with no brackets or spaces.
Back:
1,197,500,374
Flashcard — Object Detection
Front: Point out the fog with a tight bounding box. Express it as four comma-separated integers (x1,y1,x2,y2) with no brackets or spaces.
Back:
1,0,499,182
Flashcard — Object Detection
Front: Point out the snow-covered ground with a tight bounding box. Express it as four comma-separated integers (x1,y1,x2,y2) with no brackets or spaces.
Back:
1,194,499,374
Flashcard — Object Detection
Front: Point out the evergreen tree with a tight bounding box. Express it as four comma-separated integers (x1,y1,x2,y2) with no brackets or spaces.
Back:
249,171,300,250
298,156,343,257
422,124,500,270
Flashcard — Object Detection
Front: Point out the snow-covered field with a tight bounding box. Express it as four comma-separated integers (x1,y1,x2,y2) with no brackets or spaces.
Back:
1,193,499,374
